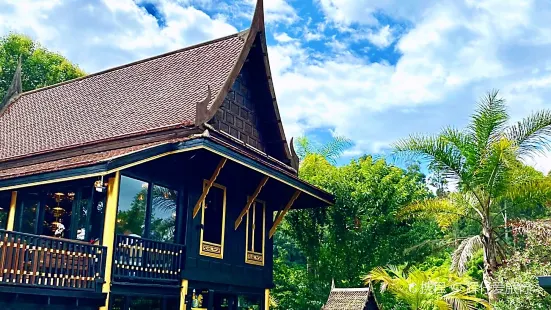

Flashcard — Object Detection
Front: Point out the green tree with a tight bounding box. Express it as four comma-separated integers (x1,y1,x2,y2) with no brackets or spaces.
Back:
0,33,84,95
364,265,490,310
272,153,441,309
393,90,551,300
493,220,551,310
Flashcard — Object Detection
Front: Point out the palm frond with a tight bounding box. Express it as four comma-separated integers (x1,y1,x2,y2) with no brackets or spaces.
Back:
468,89,509,154
506,109,551,158
294,136,312,160
403,238,459,255
472,137,515,197
293,136,352,163
393,134,464,180
442,291,491,310
318,136,353,164
399,197,466,229
451,235,483,274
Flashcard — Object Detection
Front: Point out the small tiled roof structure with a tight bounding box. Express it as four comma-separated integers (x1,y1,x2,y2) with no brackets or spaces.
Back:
321,281,379,310
0,0,302,182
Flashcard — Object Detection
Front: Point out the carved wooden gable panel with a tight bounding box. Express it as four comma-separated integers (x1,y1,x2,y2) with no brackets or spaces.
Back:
210,61,266,152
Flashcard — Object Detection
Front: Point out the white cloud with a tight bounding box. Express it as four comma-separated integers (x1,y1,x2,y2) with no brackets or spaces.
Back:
270,0,551,171
0,0,237,72
242,0,297,24
317,0,436,25
274,32,295,43
358,25,395,48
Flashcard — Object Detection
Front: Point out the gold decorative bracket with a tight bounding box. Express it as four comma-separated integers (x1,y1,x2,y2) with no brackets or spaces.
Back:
192,158,227,218
269,190,300,238
235,176,269,230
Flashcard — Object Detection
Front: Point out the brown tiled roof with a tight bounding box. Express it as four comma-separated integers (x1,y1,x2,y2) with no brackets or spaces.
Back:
0,140,173,180
322,287,376,310
0,31,247,163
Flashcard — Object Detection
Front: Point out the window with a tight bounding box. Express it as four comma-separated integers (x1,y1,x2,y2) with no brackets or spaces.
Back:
245,200,265,266
0,192,12,230
200,181,226,259
17,193,40,234
110,295,178,310
237,295,261,310
13,183,106,241
116,176,148,237
116,176,178,242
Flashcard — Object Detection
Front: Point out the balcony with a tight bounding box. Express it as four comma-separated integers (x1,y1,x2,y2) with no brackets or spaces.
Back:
0,230,106,292
113,234,185,283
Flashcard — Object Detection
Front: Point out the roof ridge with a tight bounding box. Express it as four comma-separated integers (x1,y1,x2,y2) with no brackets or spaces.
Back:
14,29,250,99
331,287,371,292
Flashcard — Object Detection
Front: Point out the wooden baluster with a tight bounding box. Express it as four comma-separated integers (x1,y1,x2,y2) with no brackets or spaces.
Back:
112,236,118,278
83,246,89,289
37,240,44,286
60,241,66,287
0,233,8,283
48,240,54,287
69,243,75,288
77,245,83,288
11,237,21,283
53,241,60,287
30,238,38,285
17,238,26,283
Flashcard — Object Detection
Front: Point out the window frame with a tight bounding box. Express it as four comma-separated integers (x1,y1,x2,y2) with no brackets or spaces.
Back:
245,198,265,266
199,180,226,259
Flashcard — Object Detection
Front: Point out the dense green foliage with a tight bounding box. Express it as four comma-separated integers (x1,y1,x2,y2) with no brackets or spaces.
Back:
272,153,442,309
0,33,84,95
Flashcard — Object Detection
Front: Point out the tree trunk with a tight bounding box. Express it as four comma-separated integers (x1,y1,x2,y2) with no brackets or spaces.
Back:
481,220,499,302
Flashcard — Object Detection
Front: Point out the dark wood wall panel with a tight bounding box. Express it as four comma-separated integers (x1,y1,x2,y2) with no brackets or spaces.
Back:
211,62,266,152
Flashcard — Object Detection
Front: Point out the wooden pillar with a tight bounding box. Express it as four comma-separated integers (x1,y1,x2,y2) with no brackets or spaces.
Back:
264,289,270,310
179,279,189,310
100,172,120,310
6,191,17,231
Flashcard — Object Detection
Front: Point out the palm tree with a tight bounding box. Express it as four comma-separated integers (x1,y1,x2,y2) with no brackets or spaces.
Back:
393,90,551,300
364,265,490,309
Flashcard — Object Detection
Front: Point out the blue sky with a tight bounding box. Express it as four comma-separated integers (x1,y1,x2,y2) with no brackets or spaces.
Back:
1,0,551,172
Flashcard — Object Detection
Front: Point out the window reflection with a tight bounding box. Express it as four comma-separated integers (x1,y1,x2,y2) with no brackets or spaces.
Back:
116,176,148,237
237,295,261,310
18,194,39,234
253,202,264,253
0,192,11,230
150,185,177,242
203,184,225,245
247,201,265,254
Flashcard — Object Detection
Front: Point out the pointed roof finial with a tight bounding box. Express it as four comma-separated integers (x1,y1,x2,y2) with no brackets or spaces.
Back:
289,137,300,170
195,85,212,126
251,0,265,31
1,55,23,113
331,278,335,289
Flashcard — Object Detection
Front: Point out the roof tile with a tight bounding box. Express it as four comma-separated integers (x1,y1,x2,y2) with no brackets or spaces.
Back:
0,33,246,162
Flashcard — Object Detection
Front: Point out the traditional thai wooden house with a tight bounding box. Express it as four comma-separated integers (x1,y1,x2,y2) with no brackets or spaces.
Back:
0,1,333,309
